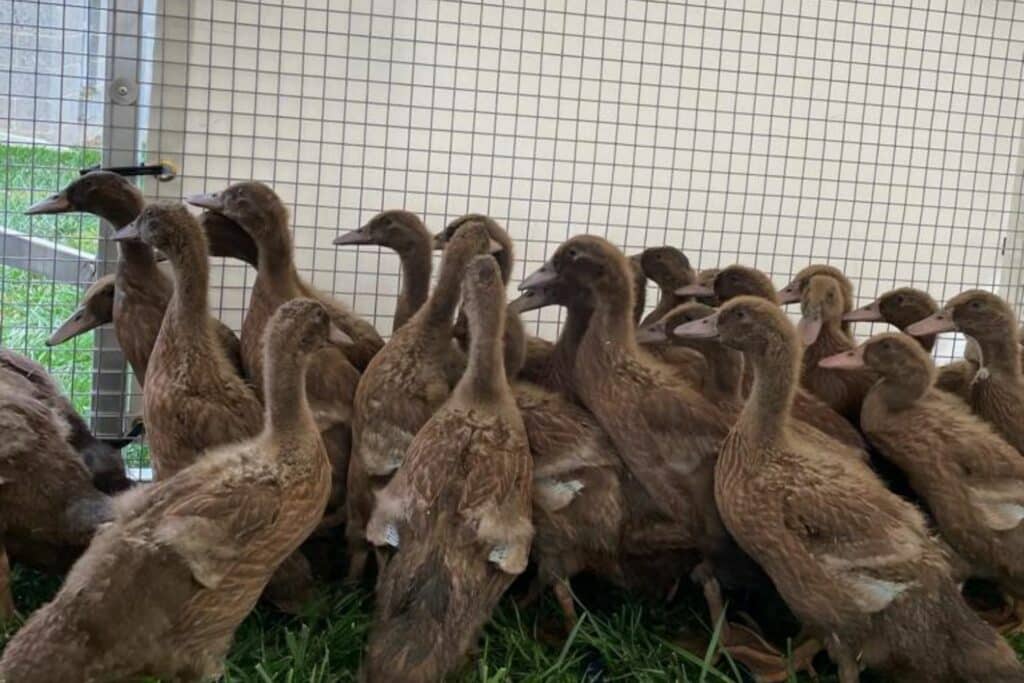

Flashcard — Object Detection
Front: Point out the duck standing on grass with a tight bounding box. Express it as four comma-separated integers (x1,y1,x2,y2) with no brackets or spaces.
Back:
674,296,1024,683
0,299,340,683
363,256,533,683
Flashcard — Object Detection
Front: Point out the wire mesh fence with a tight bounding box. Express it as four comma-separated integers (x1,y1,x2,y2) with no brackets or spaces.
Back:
3,0,1024,466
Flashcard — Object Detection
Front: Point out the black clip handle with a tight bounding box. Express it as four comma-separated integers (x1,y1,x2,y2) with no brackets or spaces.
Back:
79,161,177,182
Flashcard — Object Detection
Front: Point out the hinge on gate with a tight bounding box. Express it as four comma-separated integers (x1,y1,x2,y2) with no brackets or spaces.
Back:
79,161,178,182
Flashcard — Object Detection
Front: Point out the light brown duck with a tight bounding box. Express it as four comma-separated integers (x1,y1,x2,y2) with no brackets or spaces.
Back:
676,296,1024,683
0,299,334,682
364,256,533,682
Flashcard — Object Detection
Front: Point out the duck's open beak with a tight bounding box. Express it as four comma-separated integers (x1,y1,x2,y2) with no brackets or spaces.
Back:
636,320,668,344
111,221,140,242
675,283,715,298
673,313,720,339
47,306,106,346
777,280,801,304
25,192,72,215
328,324,354,346
431,232,446,251
819,345,866,370
843,301,883,322
520,259,559,290
184,192,224,211
333,227,372,246
508,287,554,314
906,311,956,337
797,313,823,346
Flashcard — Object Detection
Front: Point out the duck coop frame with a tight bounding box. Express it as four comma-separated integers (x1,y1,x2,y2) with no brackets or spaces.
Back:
3,0,1024,478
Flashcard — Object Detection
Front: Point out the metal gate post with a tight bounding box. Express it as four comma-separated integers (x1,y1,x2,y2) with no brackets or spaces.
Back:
91,0,144,437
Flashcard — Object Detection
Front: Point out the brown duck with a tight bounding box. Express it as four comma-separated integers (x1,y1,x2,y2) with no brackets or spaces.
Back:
675,295,1024,683
635,246,696,326
823,332,1024,627
908,289,1024,457
0,348,133,494
28,172,243,382
364,256,533,683
796,272,875,422
187,182,365,530
333,209,433,332
112,203,264,481
843,287,979,399
0,299,335,682
345,220,501,580
0,364,113,620
679,264,867,451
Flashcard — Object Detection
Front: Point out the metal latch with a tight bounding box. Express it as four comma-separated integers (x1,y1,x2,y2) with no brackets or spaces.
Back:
79,161,178,182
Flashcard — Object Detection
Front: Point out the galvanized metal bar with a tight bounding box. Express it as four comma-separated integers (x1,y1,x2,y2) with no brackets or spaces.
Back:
0,227,96,287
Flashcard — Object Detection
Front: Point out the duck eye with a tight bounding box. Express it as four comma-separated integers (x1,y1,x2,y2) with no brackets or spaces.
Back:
895,296,904,304
567,248,578,259
970,301,982,310
736,310,746,319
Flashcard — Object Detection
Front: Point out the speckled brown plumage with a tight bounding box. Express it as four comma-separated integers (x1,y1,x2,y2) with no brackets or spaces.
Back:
706,297,1023,683
0,349,132,494
119,203,264,481
701,264,868,451
850,333,1024,603
364,256,532,682
346,221,496,580
0,364,113,618
187,183,363,530
0,299,334,682
909,290,1024,457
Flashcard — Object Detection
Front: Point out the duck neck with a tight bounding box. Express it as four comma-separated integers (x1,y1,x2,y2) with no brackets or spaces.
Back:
166,239,211,328
423,247,475,330
459,297,508,402
255,225,299,280
117,240,162,280
694,340,743,401
977,331,1021,376
96,195,143,229
739,339,797,443
874,368,930,412
394,240,432,329
265,348,315,435
590,284,639,353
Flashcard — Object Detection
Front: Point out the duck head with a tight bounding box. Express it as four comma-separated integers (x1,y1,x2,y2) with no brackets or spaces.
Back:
267,298,352,357
844,287,937,329
797,274,846,346
820,332,930,380
186,181,288,246
637,301,716,344
906,289,1016,342
637,246,694,290
112,201,203,260
197,209,259,267
26,171,144,228
678,264,778,305
778,264,853,308
433,214,510,280
673,295,793,358
521,235,631,304
47,274,116,346
334,209,430,253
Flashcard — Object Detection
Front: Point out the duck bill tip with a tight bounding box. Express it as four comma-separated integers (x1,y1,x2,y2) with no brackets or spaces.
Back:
777,288,801,305
819,347,866,370
906,314,956,337
672,316,719,340
327,325,354,346
843,304,883,323
111,224,140,242
675,283,714,298
332,229,369,246
25,193,72,215
184,193,223,210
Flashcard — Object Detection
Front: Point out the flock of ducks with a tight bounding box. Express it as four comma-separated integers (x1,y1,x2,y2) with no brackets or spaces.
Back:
0,170,1023,682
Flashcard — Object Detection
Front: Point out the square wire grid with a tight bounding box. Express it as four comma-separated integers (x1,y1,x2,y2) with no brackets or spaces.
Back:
2,0,1024,457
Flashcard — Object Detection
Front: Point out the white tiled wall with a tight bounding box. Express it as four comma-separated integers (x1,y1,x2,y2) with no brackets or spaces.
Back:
139,0,1024,360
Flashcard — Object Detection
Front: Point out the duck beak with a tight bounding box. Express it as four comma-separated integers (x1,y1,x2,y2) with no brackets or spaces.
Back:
843,301,883,322
154,250,168,263
520,259,559,290
111,221,140,242
184,192,224,211
333,227,372,246
636,320,668,344
797,314,823,346
431,232,446,251
327,324,354,346
819,345,866,370
47,306,106,346
487,237,504,255
906,311,956,337
25,192,72,215
673,313,720,339
777,280,801,304
508,288,553,314
675,283,715,298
